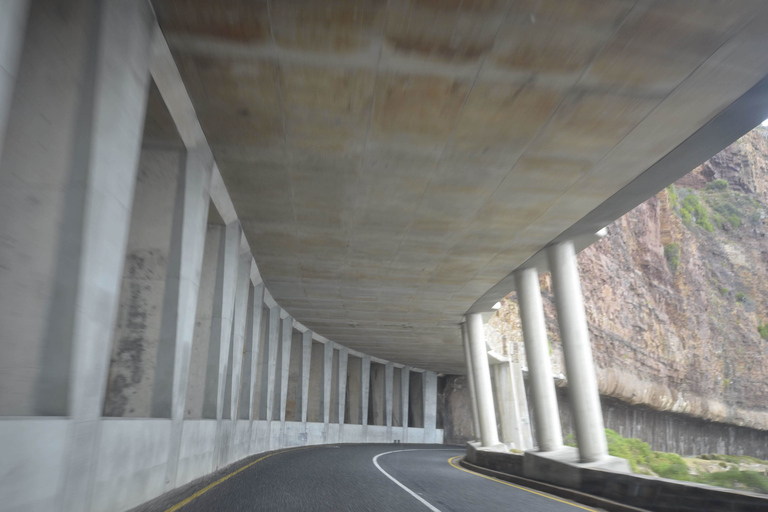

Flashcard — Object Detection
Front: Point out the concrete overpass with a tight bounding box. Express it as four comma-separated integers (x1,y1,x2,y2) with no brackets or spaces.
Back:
3,1,768,511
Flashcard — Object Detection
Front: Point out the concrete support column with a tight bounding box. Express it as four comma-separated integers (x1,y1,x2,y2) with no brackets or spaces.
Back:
300,331,312,425
265,307,280,427
385,362,394,440
246,283,265,452
279,315,292,444
0,0,30,161
361,355,370,438
0,0,153,506
491,361,531,449
466,313,500,447
514,267,563,452
401,367,410,442
510,356,534,450
461,322,481,439
370,363,385,426
323,342,333,441
230,249,252,420
424,371,438,443
338,348,348,441
161,148,214,489
213,223,241,466
547,241,607,463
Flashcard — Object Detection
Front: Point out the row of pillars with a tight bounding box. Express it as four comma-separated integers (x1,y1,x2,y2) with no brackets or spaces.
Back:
463,241,608,463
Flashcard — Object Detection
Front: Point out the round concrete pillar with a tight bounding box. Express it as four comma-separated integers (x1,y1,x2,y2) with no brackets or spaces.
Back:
465,313,500,447
460,322,482,439
514,267,563,452
547,241,608,462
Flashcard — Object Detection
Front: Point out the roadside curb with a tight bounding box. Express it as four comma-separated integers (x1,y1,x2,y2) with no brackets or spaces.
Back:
458,457,649,512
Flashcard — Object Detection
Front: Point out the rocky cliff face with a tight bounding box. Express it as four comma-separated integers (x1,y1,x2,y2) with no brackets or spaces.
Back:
489,127,768,431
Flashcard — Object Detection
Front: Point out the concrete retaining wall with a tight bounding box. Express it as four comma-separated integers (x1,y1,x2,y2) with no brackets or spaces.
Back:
555,389,768,459
465,443,768,512
0,417,443,512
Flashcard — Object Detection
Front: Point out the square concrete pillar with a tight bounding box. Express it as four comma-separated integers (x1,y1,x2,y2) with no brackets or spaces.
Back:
0,1,154,508
160,148,214,489
424,371,438,443
401,366,410,442
300,331,312,425
385,362,394,440
323,342,333,441
265,306,281,426
0,0,30,163
361,355,371,437
337,348,349,441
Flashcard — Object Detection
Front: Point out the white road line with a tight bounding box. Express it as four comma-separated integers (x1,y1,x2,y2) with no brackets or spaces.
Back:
372,449,454,512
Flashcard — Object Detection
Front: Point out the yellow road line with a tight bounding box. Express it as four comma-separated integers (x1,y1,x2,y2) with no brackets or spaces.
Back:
164,446,311,512
447,456,598,512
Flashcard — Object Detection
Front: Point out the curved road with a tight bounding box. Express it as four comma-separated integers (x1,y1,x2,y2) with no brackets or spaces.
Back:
134,444,600,512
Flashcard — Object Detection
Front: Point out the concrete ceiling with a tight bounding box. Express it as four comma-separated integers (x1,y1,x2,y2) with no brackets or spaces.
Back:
151,0,768,374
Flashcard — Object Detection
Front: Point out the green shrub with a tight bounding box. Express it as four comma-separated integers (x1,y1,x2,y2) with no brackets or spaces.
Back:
736,292,746,302
667,185,679,209
758,323,768,340
681,209,692,226
727,215,741,229
680,193,714,231
648,452,690,481
605,429,652,472
707,179,729,191
664,243,680,273
698,468,768,494
713,201,742,218
718,286,729,295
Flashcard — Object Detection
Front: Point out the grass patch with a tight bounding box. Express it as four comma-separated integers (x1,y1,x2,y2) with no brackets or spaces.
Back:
603,430,768,494
697,468,768,493
707,179,729,191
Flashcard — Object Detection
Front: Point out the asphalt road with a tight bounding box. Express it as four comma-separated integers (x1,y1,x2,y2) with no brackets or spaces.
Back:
134,444,600,512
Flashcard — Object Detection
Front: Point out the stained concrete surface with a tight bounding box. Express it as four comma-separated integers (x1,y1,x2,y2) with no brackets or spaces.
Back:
150,0,768,375
131,444,595,512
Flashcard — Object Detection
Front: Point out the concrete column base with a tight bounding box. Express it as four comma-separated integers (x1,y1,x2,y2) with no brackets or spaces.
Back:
468,439,513,454
523,447,630,488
